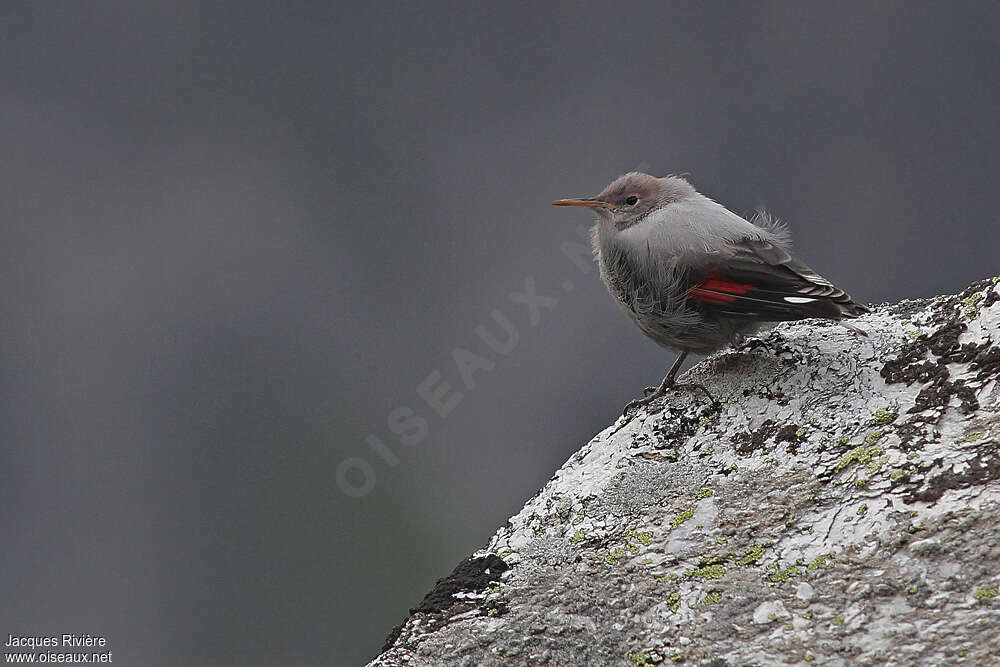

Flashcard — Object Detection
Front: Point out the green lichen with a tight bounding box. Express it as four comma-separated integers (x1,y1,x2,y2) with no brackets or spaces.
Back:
865,429,884,444
870,407,898,426
670,505,696,529
738,543,768,566
834,444,885,473
696,487,714,499
572,511,585,525
805,655,815,662
571,529,586,543
769,565,801,582
628,651,654,667
832,614,845,625
962,291,986,319
865,452,889,473
857,504,868,517
605,547,626,565
784,623,793,630
974,588,998,600
807,554,835,572
669,653,683,663
702,591,722,605
796,427,807,437
802,612,812,620
716,536,728,545
705,447,714,455
657,573,679,584
667,591,681,612
688,563,726,580
626,529,654,546
956,432,985,444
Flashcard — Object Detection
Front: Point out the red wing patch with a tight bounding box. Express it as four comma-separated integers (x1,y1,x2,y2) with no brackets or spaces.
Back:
690,278,756,305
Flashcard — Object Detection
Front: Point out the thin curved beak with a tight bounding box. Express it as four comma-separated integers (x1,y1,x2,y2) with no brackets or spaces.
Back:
551,197,611,209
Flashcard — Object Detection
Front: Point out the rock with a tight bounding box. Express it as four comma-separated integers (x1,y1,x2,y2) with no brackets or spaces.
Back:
371,277,1000,666
753,600,790,625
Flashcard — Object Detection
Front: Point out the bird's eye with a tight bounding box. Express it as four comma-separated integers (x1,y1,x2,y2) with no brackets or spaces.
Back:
625,195,638,206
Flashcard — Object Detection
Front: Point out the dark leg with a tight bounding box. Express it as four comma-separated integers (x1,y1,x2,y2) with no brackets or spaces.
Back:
621,351,719,418
642,352,686,396
621,352,688,416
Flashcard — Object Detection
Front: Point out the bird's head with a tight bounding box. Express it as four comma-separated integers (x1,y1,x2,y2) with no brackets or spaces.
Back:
552,172,694,230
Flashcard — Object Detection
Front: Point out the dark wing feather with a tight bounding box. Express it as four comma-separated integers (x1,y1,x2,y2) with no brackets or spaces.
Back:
688,238,868,321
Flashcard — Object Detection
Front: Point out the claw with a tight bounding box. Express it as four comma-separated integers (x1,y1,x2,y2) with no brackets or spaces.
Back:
622,387,667,418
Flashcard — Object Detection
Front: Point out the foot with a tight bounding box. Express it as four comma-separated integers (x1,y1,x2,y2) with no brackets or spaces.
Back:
622,386,669,417
621,382,721,419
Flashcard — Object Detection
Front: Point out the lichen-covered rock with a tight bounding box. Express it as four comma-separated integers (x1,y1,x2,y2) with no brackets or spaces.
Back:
371,277,1000,667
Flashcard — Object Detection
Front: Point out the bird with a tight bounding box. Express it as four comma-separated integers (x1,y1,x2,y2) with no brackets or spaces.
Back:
552,171,868,416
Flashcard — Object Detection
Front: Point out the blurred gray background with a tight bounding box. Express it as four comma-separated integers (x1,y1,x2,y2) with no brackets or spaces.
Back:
2,1,998,665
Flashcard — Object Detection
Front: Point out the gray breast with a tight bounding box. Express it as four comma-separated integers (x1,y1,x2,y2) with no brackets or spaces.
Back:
595,233,756,354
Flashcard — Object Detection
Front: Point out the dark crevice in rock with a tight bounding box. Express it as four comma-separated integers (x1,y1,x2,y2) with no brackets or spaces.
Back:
381,554,509,654
732,419,779,455
879,279,1000,447
731,420,804,455
902,452,1000,503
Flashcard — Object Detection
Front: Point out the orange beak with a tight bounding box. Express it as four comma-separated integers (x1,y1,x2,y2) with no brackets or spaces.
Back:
551,198,616,210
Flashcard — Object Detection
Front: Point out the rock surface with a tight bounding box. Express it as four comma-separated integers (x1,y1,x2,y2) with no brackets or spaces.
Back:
371,277,1000,667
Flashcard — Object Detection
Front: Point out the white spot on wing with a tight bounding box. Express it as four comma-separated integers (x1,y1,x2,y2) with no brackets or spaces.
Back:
784,296,816,304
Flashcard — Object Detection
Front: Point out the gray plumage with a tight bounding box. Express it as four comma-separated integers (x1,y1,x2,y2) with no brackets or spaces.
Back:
553,171,868,412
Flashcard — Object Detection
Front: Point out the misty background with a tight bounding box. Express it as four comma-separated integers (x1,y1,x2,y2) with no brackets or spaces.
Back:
2,2,998,665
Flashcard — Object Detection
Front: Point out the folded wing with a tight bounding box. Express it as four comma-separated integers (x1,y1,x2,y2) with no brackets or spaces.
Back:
687,238,868,321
